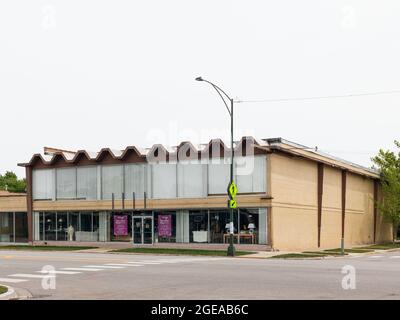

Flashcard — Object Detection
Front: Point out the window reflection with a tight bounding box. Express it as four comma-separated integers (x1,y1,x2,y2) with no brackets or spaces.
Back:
189,211,208,243
239,209,259,244
0,213,14,242
56,213,68,241
210,210,239,244
44,212,56,241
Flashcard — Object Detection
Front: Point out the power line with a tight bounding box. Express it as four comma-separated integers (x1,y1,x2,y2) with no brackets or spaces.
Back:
235,89,400,103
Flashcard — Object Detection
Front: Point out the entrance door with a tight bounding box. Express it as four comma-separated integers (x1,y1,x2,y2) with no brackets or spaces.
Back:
132,216,153,244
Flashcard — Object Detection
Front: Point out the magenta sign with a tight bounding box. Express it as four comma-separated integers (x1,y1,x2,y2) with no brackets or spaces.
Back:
158,215,172,237
113,215,128,236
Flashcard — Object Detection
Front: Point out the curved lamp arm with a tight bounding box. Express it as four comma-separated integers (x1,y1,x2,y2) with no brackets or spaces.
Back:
195,77,232,115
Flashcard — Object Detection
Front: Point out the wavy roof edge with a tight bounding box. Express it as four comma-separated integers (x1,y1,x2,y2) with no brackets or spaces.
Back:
18,136,379,179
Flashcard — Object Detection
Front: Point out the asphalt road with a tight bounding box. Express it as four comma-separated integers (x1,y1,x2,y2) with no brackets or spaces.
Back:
0,250,399,300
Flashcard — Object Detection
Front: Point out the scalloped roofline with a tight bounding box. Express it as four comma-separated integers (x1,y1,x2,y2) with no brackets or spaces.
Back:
18,137,379,179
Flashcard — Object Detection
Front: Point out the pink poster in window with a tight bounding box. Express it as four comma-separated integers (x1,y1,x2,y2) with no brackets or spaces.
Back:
158,215,172,237
114,215,128,236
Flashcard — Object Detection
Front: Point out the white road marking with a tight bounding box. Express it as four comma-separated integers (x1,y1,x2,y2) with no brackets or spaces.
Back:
83,265,125,269
36,270,81,275
128,262,162,265
389,256,400,259
62,267,103,272
126,258,225,264
105,263,143,267
0,277,28,283
9,274,56,279
139,260,183,263
369,256,384,259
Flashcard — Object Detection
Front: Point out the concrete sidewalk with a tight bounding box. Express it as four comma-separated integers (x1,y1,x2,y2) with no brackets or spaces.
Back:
33,240,270,251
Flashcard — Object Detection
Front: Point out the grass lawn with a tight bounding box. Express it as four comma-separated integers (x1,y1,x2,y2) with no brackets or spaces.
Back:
324,248,374,254
0,245,98,251
303,251,347,256
111,247,255,256
0,286,8,295
359,243,400,250
269,253,329,259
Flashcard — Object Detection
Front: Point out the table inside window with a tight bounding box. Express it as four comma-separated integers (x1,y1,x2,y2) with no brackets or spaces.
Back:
223,233,255,244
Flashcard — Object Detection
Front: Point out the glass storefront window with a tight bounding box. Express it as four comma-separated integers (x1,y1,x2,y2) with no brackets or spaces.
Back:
31,208,266,245
69,212,79,241
14,213,28,243
189,211,208,243
44,212,56,241
110,213,132,241
34,212,103,242
57,213,68,241
80,213,92,232
239,209,259,244
154,211,176,243
93,212,99,233
0,213,14,242
39,212,45,241
110,213,132,242
209,210,239,244
78,212,98,241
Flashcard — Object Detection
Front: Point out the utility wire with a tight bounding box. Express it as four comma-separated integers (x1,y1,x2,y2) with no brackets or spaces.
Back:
235,89,400,103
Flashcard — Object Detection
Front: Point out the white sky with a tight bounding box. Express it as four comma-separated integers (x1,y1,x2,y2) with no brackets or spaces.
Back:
0,0,399,177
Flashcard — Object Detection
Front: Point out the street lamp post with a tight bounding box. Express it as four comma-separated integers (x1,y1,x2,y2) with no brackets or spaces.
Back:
195,76,236,257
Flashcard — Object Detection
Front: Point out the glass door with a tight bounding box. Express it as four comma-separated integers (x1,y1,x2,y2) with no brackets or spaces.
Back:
132,216,153,244
133,217,143,244
143,217,153,244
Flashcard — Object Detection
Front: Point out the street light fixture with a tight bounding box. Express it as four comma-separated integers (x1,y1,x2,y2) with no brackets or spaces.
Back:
195,76,236,257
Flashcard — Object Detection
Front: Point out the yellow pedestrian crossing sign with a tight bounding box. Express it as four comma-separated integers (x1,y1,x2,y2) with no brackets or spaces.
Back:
228,182,238,199
229,199,237,209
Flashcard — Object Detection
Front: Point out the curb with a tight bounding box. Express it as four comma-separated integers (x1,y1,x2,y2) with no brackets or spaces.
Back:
0,285,33,300
381,248,400,253
0,285,16,300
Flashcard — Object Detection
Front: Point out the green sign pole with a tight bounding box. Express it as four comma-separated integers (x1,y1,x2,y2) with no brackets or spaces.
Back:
227,98,236,257
194,77,237,257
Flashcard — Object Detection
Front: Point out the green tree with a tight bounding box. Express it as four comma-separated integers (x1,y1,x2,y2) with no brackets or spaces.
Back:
0,171,26,193
372,141,400,242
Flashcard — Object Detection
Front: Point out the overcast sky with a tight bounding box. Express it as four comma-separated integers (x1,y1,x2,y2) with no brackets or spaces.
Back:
1,1,399,177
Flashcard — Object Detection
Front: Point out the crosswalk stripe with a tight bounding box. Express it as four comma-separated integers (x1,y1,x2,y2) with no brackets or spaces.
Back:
128,262,161,265
83,265,125,269
136,260,178,263
9,274,56,279
61,268,102,272
0,277,28,283
105,263,143,267
36,270,81,275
